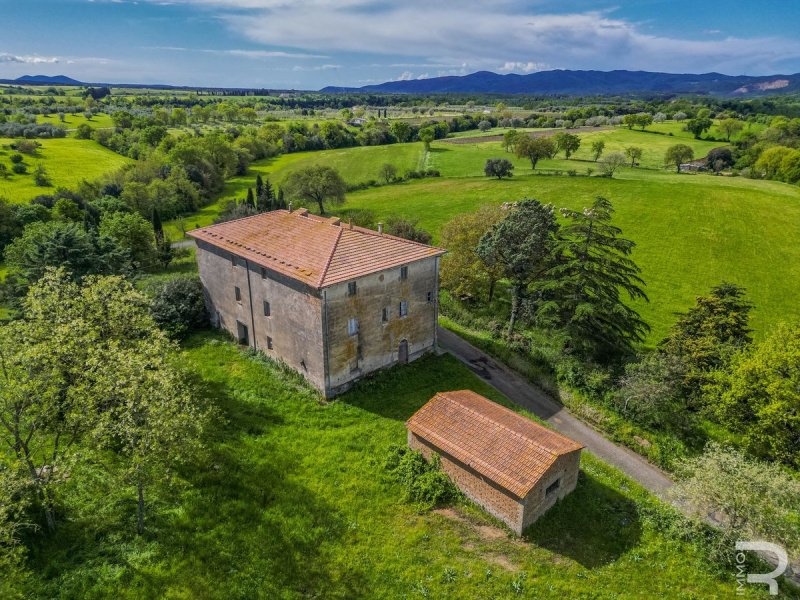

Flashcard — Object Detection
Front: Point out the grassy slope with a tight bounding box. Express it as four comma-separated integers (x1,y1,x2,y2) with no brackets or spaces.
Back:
27,333,766,599
36,112,115,130
0,137,130,203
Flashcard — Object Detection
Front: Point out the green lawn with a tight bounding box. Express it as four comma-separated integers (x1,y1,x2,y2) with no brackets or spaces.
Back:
23,332,771,599
36,112,115,131
0,137,130,203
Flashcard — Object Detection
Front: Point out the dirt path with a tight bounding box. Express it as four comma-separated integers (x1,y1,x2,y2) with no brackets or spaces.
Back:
443,126,611,145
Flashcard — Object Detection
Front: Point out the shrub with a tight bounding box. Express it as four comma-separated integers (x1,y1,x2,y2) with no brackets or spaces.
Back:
11,163,27,175
146,275,208,338
15,140,40,155
9,153,23,164
383,445,459,508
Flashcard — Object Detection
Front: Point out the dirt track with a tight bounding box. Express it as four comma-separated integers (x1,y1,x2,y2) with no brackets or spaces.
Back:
443,126,611,144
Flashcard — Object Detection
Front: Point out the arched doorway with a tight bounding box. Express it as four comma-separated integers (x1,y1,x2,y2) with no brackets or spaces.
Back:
398,339,409,364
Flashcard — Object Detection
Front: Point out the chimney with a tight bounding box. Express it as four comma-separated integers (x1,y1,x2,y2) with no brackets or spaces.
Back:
377,222,383,234
288,201,293,213
348,217,353,230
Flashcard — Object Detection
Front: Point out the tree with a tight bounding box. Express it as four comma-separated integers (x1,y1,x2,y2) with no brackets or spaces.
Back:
671,443,800,565
99,212,158,271
686,117,712,139
418,127,435,151
706,147,734,173
75,123,93,139
33,164,50,187
616,352,688,427
538,197,649,358
624,146,643,167
673,111,687,122
599,152,626,177
515,136,555,170
591,140,605,162
440,205,506,303
476,200,559,335
257,176,275,211
478,120,492,132
660,282,753,398
664,144,694,172
483,158,514,179
390,121,411,143
245,187,255,208
708,323,800,466
379,163,398,184
719,118,744,142
146,275,208,338
385,217,432,244
554,132,581,159
502,129,520,152
282,165,347,215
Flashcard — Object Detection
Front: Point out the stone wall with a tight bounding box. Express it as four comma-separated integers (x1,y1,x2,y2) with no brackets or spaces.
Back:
195,240,326,392
325,256,439,394
520,450,581,531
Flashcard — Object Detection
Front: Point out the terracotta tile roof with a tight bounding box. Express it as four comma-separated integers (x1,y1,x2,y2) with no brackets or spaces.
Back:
188,210,445,289
406,390,583,498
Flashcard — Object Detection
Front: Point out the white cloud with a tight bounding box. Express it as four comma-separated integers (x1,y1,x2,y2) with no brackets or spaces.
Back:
396,71,414,81
498,61,549,73
0,53,60,64
292,63,341,71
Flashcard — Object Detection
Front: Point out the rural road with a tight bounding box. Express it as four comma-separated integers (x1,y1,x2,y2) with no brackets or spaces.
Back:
437,326,674,496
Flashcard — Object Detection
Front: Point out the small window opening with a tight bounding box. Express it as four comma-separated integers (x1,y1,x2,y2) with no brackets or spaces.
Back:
347,281,357,296
234,286,242,302
545,478,561,497
400,266,408,280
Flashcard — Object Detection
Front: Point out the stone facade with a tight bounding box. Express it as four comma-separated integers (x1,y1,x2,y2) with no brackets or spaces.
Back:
409,429,581,535
195,240,440,397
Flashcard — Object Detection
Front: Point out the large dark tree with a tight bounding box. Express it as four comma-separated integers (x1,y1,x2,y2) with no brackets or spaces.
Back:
483,158,514,179
476,199,559,336
538,197,649,359
283,165,347,215
514,136,555,170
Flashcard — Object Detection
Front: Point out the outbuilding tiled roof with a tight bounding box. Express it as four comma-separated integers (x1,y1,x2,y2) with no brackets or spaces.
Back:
406,391,583,498
188,209,445,289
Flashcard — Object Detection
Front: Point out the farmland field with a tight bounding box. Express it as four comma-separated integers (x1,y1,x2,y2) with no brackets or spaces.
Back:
0,137,130,203
164,123,800,342
23,332,766,598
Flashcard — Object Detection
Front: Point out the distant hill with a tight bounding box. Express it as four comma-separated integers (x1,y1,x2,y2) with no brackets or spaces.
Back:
12,74,85,86
320,69,800,96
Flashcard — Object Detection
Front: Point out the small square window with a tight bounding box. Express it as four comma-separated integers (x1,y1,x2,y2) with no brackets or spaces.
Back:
261,267,268,279
267,336,273,350
426,291,433,303
348,317,359,336
545,478,561,497
399,300,408,317
231,254,237,267
400,266,408,280
263,300,271,316
382,307,389,323
234,286,242,302
347,281,357,296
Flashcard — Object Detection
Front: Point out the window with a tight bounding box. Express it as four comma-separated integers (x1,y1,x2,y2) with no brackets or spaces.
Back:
545,478,561,497
267,336,273,350
263,300,271,317
348,318,359,336
426,291,433,303
399,300,408,318
234,286,242,302
261,267,268,279
382,306,389,323
347,281,357,296
236,321,248,345
231,254,237,267
400,266,408,280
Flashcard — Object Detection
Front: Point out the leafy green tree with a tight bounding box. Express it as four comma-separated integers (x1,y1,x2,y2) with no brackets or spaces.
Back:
282,165,347,215
706,147,734,173
99,212,158,271
719,118,743,142
665,144,694,172
146,275,208,338
600,152,626,177
245,187,255,208
478,120,492,132
477,200,559,335
591,139,605,162
708,323,800,466
660,283,752,398
754,145,794,180
503,129,520,152
75,123,93,139
616,352,688,427
440,205,505,303
385,217,432,244
514,136,555,170
257,176,275,211
624,146,643,167
418,127,435,151
538,197,648,358
554,132,581,159
686,117,712,139
671,443,800,565
483,158,514,179
390,121,412,143
379,163,398,184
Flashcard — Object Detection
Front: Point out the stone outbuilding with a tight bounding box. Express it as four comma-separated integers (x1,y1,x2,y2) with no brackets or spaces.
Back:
189,209,446,397
406,390,583,534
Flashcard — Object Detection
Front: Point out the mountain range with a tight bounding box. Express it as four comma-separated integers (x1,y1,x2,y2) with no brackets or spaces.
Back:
320,69,800,96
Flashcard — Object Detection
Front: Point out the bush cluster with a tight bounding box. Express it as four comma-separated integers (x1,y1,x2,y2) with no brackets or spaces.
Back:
382,445,460,509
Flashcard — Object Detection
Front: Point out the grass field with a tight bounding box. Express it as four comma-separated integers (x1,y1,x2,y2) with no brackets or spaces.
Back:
24,332,769,599
36,112,115,131
0,137,130,203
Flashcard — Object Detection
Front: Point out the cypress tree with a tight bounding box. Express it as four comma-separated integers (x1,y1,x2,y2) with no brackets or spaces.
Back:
151,207,164,243
256,174,264,200
246,188,255,208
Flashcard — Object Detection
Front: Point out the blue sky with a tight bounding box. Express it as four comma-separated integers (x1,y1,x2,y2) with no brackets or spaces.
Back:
1,0,799,89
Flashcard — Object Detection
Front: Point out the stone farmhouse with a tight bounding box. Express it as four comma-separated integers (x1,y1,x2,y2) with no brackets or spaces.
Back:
407,390,583,534
189,209,446,397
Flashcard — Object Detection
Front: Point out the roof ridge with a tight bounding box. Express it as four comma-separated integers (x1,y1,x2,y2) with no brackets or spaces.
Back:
318,225,343,287
188,209,289,234
349,223,446,253
439,393,560,459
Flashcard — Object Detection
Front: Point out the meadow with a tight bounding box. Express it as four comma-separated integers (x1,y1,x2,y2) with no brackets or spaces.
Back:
36,112,115,130
0,137,130,203
164,123,800,343
22,332,770,599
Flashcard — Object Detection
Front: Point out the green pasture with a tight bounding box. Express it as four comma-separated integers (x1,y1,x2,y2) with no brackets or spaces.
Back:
36,112,115,130
0,137,130,203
